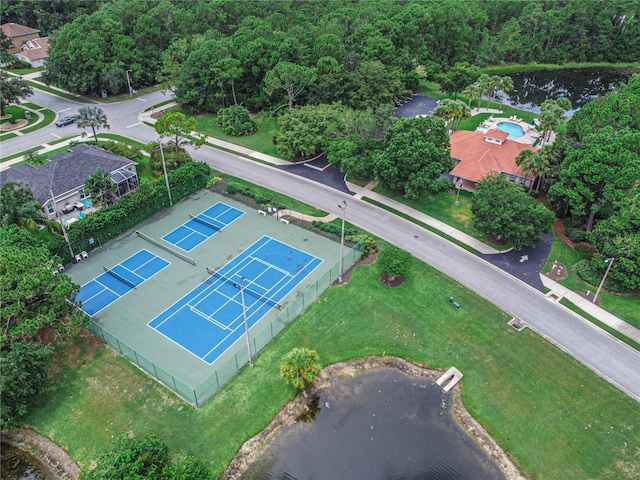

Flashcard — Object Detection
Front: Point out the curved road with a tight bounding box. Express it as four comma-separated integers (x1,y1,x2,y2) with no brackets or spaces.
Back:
3,90,640,402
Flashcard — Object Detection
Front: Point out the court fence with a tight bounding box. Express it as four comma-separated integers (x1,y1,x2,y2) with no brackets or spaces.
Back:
88,237,365,407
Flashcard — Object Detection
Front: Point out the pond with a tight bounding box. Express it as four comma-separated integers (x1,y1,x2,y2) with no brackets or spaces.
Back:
498,67,637,116
241,366,510,480
1,443,53,480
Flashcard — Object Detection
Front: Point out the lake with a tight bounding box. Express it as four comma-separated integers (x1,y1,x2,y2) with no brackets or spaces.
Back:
1,443,53,480
499,67,637,116
241,366,510,480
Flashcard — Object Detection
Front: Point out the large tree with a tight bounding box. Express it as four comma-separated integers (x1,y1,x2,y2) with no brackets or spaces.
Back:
0,234,86,347
372,116,452,199
154,111,203,153
515,149,547,194
0,341,53,431
433,99,471,132
472,173,555,249
438,62,480,100
264,61,315,112
0,71,33,116
0,181,46,231
76,105,110,144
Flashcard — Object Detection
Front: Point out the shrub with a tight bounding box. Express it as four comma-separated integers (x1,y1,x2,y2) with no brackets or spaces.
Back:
280,347,322,392
574,259,601,287
565,227,587,243
217,105,257,136
377,246,412,281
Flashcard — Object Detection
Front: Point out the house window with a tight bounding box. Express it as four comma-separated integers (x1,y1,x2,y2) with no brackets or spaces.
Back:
46,203,54,214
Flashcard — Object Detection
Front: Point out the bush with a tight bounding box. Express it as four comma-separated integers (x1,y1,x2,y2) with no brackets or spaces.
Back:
574,259,601,287
149,146,192,173
377,246,412,281
225,184,285,210
217,105,257,136
101,141,143,162
565,227,587,243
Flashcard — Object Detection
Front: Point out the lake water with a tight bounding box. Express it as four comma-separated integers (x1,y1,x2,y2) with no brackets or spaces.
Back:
499,67,636,116
244,368,506,480
1,443,53,480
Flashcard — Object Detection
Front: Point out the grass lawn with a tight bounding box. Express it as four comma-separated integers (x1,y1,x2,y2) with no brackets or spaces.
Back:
182,110,282,159
543,228,639,327
26,256,639,479
371,184,509,250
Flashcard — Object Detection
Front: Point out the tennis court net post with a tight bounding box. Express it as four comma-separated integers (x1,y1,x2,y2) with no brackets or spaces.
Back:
205,267,282,310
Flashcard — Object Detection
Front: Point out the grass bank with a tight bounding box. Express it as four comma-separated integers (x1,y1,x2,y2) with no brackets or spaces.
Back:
480,62,640,75
26,256,639,480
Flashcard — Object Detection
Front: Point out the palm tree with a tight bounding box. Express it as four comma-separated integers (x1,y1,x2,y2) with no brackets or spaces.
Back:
515,149,548,194
84,168,117,206
0,182,46,231
280,347,322,392
76,105,110,144
539,98,571,144
434,99,469,133
462,84,481,109
476,74,491,110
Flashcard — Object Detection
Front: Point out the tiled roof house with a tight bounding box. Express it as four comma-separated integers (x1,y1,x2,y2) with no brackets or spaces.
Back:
449,129,537,190
15,37,49,67
0,22,40,54
0,144,138,220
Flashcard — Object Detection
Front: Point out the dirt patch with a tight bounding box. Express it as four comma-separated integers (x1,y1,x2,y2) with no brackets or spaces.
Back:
333,248,379,285
545,261,568,282
221,357,525,480
553,218,591,250
2,427,80,480
1,118,28,131
379,273,404,287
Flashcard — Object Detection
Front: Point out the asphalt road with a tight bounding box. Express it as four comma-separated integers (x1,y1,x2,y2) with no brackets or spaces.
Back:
3,91,640,402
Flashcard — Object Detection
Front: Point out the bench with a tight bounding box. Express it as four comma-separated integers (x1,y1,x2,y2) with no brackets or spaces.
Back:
258,210,267,216
453,302,461,309
280,218,290,225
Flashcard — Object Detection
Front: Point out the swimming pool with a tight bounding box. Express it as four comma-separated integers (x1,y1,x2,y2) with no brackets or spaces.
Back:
497,122,525,139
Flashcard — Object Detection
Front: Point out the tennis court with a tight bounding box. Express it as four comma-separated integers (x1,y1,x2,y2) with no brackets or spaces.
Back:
76,249,170,316
162,202,244,251
148,236,322,364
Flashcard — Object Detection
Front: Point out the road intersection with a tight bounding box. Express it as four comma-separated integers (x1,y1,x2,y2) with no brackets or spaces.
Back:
3,90,639,402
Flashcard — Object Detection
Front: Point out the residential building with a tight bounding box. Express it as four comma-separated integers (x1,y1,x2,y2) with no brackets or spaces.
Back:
0,22,40,54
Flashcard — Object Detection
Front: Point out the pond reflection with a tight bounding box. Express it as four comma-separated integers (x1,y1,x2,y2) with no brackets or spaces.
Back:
1,443,52,480
245,368,507,480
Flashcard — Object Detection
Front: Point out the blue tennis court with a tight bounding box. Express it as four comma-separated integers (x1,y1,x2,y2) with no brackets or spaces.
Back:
148,236,322,364
162,202,244,251
76,249,170,316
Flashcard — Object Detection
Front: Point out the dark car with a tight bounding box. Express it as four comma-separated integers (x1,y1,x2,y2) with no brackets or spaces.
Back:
55,116,75,127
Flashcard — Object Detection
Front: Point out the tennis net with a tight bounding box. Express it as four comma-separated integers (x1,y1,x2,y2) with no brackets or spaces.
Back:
206,267,280,309
189,214,222,232
102,265,137,289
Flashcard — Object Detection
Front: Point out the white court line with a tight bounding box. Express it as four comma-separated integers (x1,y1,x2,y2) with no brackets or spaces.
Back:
137,98,146,102
51,133,61,139
126,122,141,128
58,107,70,113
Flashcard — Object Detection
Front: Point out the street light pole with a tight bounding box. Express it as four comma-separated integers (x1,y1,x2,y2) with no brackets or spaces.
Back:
159,141,173,206
239,277,253,367
338,200,347,283
593,257,614,304
126,69,132,97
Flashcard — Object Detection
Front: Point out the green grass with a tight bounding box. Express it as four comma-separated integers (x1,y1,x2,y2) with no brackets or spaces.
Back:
217,172,327,217
26,257,640,479
22,102,42,110
146,99,175,111
371,184,509,250
560,299,640,351
97,84,164,104
182,110,282,159
22,109,56,133
362,196,481,254
25,80,93,103
480,62,640,75
0,132,17,140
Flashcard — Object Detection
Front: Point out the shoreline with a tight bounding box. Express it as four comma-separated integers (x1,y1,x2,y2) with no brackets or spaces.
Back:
221,356,526,480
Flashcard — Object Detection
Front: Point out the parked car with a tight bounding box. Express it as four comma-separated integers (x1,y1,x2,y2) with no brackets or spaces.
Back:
55,116,75,127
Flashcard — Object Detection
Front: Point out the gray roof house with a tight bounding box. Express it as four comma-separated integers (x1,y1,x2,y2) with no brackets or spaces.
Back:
0,144,138,224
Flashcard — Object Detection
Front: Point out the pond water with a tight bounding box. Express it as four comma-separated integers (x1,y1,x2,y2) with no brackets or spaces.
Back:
244,368,506,480
498,67,636,116
1,443,53,480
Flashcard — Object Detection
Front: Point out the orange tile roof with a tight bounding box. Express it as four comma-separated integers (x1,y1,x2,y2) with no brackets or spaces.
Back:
449,130,536,183
1,22,39,38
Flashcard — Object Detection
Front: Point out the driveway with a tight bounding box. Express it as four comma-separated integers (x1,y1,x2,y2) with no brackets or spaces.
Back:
479,231,554,292
274,154,351,194
396,95,440,118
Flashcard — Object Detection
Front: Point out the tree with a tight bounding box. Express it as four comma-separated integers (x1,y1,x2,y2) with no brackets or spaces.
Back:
76,105,110,144
433,99,470,132
154,111,203,153
0,241,86,347
162,453,214,480
148,143,192,173
216,105,257,136
0,181,46,231
515,149,547,194
0,341,53,431
472,173,555,249
377,246,413,282
438,62,479,100
0,71,33,116
372,116,453,199
280,347,322,392
84,168,117,206
82,434,168,480
328,134,376,180
538,97,571,144
264,61,316,112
